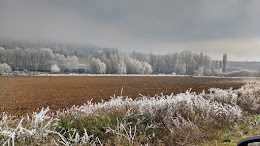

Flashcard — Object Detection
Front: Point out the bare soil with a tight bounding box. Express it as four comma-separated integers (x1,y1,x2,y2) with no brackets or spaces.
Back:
0,76,256,116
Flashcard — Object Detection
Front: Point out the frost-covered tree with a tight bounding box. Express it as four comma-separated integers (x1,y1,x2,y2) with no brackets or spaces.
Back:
174,60,186,75
180,50,193,75
125,57,152,74
203,68,212,76
141,61,153,74
125,57,143,74
0,63,12,75
64,56,79,71
92,49,126,74
0,47,6,63
194,67,204,76
38,48,55,71
90,58,106,74
131,51,150,62
149,53,158,73
50,64,60,72
222,53,227,73
164,53,176,74
219,60,222,69
146,50,212,75
53,54,78,72
213,68,223,76
193,53,202,71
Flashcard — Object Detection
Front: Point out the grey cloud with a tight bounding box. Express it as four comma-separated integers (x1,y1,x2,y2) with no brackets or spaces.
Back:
0,0,260,61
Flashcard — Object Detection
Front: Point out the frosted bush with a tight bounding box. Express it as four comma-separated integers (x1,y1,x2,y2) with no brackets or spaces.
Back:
0,83,259,145
194,67,204,76
59,89,243,123
51,64,60,72
208,83,260,112
90,58,106,74
106,118,137,144
124,57,152,74
0,107,59,145
213,68,223,76
0,63,12,75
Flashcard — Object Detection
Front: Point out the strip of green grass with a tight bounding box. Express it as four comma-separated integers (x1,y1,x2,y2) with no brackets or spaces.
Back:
198,116,260,146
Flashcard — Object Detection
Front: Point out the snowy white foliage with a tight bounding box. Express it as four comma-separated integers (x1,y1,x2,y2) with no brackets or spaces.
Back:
0,63,12,75
50,64,60,72
0,108,101,145
0,45,234,76
0,47,78,72
149,51,213,75
92,49,126,74
0,84,259,145
141,61,153,74
56,84,259,122
174,62,186,75
203,68,212,76
194,67,204,76
213,68,223,76
54,54,79,72
0,107,58,145
208,83,260,112
125,57,152,74
106,118,137,144
90,58,106,74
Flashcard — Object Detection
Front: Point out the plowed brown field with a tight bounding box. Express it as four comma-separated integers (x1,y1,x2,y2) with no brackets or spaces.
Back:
0,76,256,116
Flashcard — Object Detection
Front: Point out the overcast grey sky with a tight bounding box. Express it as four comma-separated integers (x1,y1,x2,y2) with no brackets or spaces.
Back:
0,0,260,61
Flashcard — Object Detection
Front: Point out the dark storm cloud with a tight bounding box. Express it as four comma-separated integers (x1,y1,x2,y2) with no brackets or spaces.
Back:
0,0,260,61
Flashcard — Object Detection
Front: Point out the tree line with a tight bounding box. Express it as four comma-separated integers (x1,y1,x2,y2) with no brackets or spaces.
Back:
90,49,228,76
0,47,78,72
0,41,230,76
90,49,153,74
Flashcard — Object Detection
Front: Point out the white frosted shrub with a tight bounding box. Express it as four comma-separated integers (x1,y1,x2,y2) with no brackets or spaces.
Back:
0,83,259,145
0,63,12,75
213,68,223,76
208,83,260,113
50,64,60,72
125,57,152,74
194,67,204,76
59,86,245,123
90,58,106,74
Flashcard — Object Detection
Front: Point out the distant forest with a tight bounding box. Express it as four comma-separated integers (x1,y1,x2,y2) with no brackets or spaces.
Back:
0,40,259,77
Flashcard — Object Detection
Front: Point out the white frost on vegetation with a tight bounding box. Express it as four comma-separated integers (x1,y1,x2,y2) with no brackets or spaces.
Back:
59,88,243,122
51,64,61,73
208,83,260,112
0,63,12,75
0,83,259,145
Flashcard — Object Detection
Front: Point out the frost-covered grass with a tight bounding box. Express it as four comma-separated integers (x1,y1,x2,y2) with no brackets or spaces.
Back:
36,73,192,77
36,73,260,80
0,83,259,145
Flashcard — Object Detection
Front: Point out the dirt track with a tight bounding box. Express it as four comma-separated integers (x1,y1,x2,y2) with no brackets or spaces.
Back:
0,76,256,116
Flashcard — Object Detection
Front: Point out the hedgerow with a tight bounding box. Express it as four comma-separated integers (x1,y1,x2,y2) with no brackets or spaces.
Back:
0,83,259,145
